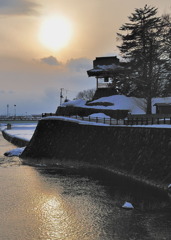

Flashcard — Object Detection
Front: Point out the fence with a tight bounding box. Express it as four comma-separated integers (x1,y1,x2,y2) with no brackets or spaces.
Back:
71,115,125,125
42,113,171,126
71,115,171,125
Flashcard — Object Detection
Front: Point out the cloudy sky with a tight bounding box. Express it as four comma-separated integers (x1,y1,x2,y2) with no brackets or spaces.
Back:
0,0,171,115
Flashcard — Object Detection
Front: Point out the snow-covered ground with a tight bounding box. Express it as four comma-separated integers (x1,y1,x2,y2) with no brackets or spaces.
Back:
0,123,37,157
0,123,37,142
4,147,26,157
62,95,171,115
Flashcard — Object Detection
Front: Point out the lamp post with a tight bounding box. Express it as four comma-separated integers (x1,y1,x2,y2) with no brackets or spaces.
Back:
7,104,9,118
14,105,16,118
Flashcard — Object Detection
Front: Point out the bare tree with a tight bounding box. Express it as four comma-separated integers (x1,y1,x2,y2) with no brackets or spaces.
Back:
76,89,96,101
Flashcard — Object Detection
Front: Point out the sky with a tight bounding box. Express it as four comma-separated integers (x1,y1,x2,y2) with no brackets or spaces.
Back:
0,0,171,115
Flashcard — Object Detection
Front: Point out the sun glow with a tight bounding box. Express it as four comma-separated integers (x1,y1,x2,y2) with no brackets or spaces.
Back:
39,16,73,51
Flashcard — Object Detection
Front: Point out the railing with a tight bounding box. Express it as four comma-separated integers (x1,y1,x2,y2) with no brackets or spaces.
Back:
66,115,171,126
71,115,125,125
42,113,171,126
127,116,171,125
0,117,40,121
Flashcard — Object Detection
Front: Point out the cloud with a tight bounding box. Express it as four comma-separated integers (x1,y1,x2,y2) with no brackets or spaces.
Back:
0,0,40,15
66,58,92,72
40,56,61,66
0,56,95,115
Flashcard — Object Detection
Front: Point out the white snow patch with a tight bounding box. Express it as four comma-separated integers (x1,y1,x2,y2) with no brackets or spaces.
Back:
62,95,146,114
62,95,171,115
42,116,111,127
2,123,37,141
88,113,110,118
61,99,86,108
122,202,134,209
4,147,25,157
90,95,146,114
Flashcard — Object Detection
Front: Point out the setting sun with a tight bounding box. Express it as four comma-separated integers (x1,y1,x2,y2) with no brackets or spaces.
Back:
39,16,73,51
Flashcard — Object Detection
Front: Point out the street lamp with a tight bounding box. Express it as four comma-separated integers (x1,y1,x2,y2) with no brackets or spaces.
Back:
7,104,9,118
14,105,16,118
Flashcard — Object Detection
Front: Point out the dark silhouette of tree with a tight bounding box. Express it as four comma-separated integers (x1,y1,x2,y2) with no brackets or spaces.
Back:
117,5,171,114
76,88,96,101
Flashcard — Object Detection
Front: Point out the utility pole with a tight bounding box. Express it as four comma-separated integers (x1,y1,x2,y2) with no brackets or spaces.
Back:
60,88,64,106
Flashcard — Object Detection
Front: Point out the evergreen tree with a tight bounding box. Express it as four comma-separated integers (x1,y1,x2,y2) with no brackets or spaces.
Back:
117,5,171,114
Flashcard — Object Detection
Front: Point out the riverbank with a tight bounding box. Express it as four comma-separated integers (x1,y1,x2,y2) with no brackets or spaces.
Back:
19,117,171,189
1,122,36,147
2,118,171,193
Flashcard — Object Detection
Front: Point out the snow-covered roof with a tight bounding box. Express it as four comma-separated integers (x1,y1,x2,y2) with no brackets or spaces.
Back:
154,103,171,106
87,65,125,77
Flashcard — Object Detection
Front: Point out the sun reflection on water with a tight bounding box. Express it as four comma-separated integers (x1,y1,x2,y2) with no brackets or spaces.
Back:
36,192,88,240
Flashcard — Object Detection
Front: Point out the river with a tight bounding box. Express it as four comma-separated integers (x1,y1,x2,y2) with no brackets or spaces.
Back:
0,131,171,240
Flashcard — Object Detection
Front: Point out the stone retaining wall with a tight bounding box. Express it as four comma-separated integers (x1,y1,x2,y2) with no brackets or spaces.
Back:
21,118,171,185
2,130,29,147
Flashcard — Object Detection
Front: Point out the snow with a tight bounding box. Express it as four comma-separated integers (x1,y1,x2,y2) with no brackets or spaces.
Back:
4,147,25,157
61,99,86,108
91,95,146,114
122,202,134,209
62,94,171,115
89,64,123,72
62,95,146,114
88,113,110,118
1,123,37,141
42,116,111,126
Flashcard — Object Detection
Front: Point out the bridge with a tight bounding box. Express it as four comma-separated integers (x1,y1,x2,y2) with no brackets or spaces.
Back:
0,117,41,122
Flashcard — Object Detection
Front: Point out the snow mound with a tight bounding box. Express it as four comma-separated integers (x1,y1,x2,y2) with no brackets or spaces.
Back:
61,99,86,108
91,95,146,114
61,95,171,115
4,147,25,157
88,113,110,118
122,201,134,209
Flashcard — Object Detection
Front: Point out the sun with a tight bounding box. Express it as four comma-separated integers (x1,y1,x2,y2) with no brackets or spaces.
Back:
39,16,73,51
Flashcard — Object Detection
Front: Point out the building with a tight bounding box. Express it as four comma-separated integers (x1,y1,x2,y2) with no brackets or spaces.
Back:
154,103,171,114
87,56,128,100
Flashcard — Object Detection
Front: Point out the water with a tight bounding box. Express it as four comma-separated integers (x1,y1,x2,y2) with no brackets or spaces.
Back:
0,132,171,240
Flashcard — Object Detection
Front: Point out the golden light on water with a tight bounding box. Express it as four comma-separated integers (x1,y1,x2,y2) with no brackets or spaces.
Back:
39,16,73,51
39,195,81,239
